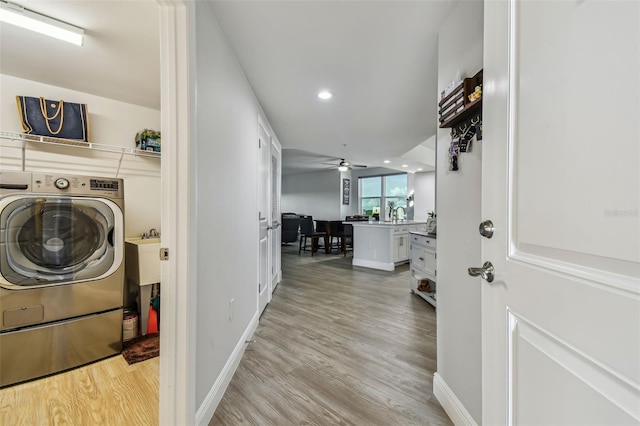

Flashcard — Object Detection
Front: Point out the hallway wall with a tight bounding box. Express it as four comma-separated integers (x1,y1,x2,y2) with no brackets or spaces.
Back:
192,3,281,420
435,0,484,423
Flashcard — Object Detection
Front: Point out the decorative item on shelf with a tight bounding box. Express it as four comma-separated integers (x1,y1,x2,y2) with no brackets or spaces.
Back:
15,96,90,141
438,69,483,129
468,85,482,102
417,279,432,293
135,129,161,153
428,211,436,218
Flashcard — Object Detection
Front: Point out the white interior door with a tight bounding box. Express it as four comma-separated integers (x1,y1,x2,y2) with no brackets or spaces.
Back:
258,122,270,315
270,141,282,293
481,1,639,424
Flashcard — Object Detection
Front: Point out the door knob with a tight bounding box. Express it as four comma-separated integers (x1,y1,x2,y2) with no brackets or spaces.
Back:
468,261,495,282
479,220,494,238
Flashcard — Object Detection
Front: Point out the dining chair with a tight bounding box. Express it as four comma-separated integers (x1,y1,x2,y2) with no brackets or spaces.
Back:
281,212,300,244
327,220,345,254
342,216,359,256
298,215,327,256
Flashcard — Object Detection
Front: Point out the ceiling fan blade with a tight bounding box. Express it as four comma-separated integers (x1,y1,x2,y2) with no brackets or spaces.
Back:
351,164,367,168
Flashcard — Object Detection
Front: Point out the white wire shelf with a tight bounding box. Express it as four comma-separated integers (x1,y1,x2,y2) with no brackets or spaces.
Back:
0,130,161,159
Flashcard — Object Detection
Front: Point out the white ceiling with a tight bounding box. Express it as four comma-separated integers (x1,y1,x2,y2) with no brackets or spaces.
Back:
0,0,160,109
0,0,454,175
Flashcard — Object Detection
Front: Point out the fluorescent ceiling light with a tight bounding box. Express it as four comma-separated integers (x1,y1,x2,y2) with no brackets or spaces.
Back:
0,1,84,46
317,90,333,100
338,165,348,172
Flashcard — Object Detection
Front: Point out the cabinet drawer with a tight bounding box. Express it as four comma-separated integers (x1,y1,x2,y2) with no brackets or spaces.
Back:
392,226,409,234
411,250,425,270
411,234,436,249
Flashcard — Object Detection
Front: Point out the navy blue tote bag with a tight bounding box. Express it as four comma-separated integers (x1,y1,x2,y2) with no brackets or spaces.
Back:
16,96,90,142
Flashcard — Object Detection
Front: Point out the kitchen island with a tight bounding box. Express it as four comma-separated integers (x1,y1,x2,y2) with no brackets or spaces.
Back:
348,220,427,271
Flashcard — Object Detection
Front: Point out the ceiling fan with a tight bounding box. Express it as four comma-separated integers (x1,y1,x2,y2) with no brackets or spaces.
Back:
322,158,367,172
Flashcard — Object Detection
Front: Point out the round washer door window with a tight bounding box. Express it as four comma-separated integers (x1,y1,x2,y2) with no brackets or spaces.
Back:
17,203,103,268
1,197,116,286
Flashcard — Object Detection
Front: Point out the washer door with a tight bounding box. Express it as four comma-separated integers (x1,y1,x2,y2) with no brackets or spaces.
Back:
0,195,123,287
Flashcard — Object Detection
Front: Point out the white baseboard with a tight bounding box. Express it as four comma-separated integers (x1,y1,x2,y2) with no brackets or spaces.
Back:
195,313,259,426
352,258,394,271
433,372,477,426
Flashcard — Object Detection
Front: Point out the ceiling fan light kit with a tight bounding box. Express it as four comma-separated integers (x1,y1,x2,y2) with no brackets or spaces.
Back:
321,158,367,171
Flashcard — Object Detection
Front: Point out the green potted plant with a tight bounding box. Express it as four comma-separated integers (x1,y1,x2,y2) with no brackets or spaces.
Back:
136,129,161,152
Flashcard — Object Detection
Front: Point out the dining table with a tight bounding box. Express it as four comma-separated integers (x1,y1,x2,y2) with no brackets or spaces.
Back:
314,220,344,254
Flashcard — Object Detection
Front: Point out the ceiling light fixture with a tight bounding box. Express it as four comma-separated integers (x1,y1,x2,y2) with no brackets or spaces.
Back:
401,164,409,168
383,160,391,164
338,165,348,172
0,1,84,46
317,90,333,100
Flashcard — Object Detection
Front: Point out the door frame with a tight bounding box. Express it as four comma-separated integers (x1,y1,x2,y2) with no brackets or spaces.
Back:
157,0,196,424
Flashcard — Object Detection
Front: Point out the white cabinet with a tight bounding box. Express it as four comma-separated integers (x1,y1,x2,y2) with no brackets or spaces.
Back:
350,221,427,271
394,224,427,262
393,234,408,262
409,232,436,308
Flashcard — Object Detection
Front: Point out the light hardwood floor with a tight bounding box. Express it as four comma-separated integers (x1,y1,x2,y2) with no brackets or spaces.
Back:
0,353,158,425
211,244,451,425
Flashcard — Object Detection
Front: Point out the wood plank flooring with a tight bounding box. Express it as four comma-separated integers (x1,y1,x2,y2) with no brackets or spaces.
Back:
0,354,158,425
211,244,451,425
0,244,449,425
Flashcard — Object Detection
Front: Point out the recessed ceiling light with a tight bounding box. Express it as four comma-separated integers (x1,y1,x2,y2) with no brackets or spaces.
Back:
383,160,391,164
416,168,423,171
401,164,409,168
317,90,333,100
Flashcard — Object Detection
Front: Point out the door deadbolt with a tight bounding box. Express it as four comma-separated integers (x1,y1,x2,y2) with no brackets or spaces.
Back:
479,220,495,238
468,261,495,282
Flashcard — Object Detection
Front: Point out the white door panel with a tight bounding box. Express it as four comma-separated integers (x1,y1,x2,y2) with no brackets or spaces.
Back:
258,123,270,315
270,142,282,293
482,1,639,424
510,311,637,425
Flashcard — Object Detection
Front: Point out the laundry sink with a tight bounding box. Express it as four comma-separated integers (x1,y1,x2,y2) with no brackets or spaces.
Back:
125,238,161,285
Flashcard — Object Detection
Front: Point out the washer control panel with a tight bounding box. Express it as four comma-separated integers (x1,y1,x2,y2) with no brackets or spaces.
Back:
54,178,70,190
90,179,120,191
28,173,124,199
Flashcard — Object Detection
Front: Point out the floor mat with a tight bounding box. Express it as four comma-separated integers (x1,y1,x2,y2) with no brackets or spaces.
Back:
121,333,159,365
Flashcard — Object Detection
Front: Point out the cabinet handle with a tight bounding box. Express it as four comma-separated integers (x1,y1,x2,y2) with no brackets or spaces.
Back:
419,257,424,261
